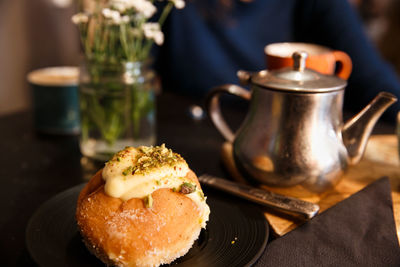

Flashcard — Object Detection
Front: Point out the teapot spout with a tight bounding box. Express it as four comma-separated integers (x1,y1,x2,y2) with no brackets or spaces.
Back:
342,92,397,165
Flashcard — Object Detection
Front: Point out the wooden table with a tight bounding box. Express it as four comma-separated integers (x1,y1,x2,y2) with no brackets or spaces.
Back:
1,90,397,266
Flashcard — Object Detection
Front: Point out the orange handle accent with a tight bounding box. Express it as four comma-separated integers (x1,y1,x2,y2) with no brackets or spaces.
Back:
332,50,352,80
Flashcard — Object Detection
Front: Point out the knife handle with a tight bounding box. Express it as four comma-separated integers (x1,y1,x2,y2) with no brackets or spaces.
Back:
199,174,319,220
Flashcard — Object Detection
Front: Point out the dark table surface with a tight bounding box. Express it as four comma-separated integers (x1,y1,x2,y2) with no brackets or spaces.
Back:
0,92,396,266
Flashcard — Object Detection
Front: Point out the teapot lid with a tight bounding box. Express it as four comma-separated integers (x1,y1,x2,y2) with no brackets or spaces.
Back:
250,51,347,93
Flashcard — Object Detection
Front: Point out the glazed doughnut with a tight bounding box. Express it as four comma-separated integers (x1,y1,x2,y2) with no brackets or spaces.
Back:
76,145,210,267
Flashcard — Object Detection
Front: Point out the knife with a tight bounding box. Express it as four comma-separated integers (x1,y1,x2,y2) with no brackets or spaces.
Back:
198,174,319,220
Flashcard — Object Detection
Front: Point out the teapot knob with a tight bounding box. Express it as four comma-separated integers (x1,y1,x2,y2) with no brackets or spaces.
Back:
237,70,252,85
293,51,308,72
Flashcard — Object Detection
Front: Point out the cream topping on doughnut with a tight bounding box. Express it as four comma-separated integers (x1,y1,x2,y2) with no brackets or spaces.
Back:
102,145,210,227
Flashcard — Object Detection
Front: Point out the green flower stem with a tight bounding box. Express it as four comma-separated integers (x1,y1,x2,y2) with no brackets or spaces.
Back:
158,2,174,27
120,24,130,60
132,85,141,138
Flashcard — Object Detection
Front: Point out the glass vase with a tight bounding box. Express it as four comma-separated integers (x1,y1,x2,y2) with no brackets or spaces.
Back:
79,61,156,161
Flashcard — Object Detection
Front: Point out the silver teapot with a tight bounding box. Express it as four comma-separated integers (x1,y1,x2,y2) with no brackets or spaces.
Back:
206,52,397,193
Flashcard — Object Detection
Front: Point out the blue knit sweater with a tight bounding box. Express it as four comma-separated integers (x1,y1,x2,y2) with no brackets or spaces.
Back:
155,0,400,121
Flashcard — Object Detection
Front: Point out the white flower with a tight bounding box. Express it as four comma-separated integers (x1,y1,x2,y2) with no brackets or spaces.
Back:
110,0,132,13
110,0,156,18
170,0,185,9
102,8,123,24
71,13,89,24
121,15,130,23
102,8,120,20
142,22,164,45
153,31,164,45
134,0,157,18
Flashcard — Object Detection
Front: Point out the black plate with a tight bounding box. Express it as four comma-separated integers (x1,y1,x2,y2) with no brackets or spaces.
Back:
26,184,269,267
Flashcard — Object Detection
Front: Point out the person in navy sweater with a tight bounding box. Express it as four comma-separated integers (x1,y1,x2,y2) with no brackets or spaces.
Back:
155,0,400,121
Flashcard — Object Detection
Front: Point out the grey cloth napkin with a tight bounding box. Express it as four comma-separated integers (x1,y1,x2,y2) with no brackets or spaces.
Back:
255,177,400,267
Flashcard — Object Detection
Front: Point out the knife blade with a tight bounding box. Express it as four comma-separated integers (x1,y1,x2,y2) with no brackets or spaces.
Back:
198,174,319,220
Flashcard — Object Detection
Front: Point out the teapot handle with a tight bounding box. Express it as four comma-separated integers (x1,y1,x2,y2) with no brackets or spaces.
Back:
206,84,251,142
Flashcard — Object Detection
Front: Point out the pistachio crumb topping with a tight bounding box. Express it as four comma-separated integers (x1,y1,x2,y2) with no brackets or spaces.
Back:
116,144,186,176
179,182,196,194
143,194,153,208
197,190,205,201
122,166,133,176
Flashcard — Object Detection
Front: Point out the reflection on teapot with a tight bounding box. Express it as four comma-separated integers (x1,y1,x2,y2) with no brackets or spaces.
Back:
206,52,397,193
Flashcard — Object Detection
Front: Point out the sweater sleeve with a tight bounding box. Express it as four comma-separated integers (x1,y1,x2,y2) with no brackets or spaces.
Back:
299,0,400,122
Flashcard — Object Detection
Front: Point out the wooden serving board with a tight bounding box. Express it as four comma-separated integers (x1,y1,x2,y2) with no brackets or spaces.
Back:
221,135,400,242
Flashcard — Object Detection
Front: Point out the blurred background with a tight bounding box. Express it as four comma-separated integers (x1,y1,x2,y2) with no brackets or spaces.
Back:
1,0,400,115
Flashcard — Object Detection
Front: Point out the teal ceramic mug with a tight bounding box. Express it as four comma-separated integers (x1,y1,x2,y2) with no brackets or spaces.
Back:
27,66,80,135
